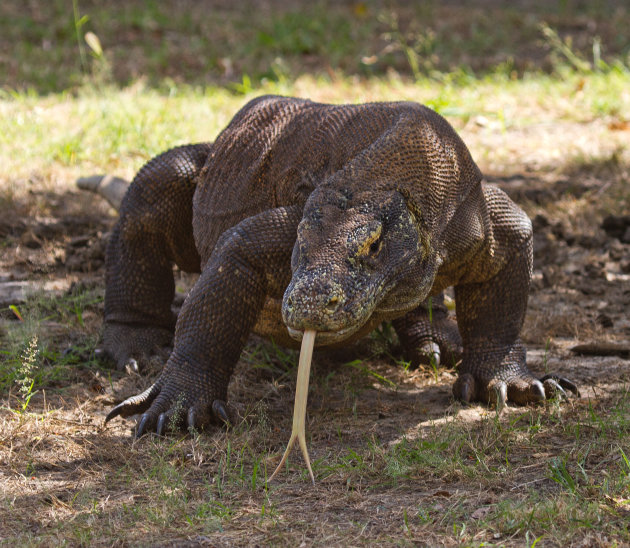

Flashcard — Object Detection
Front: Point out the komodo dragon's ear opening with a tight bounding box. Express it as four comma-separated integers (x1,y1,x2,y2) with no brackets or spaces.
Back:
396,188,423,226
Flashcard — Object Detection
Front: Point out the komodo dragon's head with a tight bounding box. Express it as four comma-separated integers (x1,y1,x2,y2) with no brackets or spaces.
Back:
281,104,482,346
282,184,438,345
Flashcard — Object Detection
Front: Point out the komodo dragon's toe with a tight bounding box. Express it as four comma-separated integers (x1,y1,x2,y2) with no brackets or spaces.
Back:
453,368,579,406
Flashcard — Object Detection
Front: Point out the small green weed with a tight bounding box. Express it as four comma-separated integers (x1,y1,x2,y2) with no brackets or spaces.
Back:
619,446,630,477
168,393,186,431
14,335,39,413
548,456,579,494
344,359,397,388
0,289,102,396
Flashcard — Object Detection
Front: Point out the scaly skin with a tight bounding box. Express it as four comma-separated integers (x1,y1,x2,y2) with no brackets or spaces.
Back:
98,96,577,435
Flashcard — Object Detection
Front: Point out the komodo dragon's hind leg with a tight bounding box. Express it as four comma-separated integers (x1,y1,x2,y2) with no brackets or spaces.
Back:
100,143,212,371
393,294,462,368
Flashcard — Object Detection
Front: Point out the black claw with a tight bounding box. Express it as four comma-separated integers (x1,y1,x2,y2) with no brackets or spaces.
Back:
105,402,125,423
212,400,230,425
540,374,580,397
136,414,150,438
531,380,546,402
156,413,167,436
457,373,474,403
105,383,162,425
552,381,568,400
461,382,473,403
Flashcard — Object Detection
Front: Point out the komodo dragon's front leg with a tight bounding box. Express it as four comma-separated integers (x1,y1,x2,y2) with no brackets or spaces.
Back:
106,206,301,435
452,186,578,405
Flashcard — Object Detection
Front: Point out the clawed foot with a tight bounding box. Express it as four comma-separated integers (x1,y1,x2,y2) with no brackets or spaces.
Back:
96,322,173,372
400,323,463,369
410,337,462,369
453,371,579,406
394,297,463,369
105,363,231,437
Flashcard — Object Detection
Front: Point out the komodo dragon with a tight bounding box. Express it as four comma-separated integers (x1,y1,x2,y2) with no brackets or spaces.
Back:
84,95,577,436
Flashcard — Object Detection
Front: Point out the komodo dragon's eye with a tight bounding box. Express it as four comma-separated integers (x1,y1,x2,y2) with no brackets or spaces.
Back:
369,238,382,255
355,223,383,258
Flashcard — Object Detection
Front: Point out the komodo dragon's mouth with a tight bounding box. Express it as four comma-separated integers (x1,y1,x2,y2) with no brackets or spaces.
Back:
284,281,419,347
286,324,359,345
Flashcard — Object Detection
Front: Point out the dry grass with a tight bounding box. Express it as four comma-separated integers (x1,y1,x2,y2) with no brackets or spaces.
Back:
2,353,630,545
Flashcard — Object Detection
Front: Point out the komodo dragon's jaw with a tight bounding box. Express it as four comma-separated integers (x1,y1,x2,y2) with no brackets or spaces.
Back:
282,187,436,345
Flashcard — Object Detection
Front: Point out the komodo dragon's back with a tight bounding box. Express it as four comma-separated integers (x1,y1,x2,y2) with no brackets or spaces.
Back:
192,96,482,264
80,95,577,438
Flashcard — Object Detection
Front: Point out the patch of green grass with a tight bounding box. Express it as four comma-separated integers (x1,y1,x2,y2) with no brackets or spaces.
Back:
256,10,358,60
0,289,102,399
344,359,397,389
3,382,630,545
243,340,297,378
3,68,628,212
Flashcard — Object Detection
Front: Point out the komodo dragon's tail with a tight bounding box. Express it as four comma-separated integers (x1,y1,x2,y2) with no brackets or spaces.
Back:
76,175,129,211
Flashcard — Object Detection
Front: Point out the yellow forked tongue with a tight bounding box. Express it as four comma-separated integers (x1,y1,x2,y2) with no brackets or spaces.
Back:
269,329,317,484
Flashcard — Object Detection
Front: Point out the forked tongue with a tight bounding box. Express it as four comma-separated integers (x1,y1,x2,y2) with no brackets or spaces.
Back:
269,329,317,484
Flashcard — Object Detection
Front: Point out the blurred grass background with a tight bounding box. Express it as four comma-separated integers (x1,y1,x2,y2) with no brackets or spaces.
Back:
3,0,629,94
1,0,628,211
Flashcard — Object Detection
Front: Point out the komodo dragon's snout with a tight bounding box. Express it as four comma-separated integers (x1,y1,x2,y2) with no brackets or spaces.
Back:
283,188,436,345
